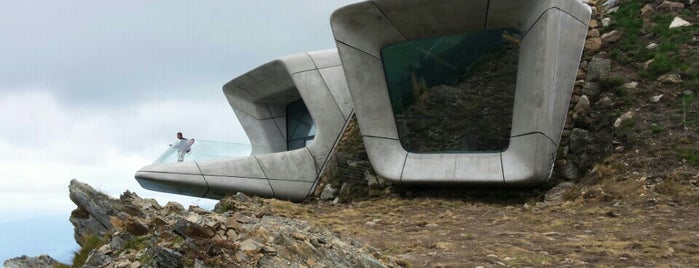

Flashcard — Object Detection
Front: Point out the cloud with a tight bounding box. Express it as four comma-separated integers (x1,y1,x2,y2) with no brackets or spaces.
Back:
0,0,357,106
0,89,241,217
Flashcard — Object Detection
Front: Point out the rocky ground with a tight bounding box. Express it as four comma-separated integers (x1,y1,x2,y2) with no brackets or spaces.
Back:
5,0,699,267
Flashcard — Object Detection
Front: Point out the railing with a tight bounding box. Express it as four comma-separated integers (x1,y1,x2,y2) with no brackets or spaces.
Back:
153,139,252,164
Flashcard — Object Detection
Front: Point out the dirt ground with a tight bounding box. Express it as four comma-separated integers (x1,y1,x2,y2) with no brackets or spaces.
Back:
263,182,699,267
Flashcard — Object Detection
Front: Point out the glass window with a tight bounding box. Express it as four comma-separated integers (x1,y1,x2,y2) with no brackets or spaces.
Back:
381,29,520,153
286,99,316,150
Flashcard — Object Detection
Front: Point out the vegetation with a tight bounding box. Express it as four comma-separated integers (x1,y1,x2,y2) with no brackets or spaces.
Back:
608,0,699,79
71,235,106,268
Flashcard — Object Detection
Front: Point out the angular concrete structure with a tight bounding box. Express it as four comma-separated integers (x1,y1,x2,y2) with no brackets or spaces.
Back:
331,0,591,184
135,50,353,201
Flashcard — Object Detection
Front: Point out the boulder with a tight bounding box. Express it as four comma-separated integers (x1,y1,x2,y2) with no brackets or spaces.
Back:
585,37,602,52
587,56,612,80
3,255,60,268
569,128,594,153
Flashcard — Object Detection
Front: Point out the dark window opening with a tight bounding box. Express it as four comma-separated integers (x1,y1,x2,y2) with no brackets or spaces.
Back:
286,99,316,150
381,29,521,153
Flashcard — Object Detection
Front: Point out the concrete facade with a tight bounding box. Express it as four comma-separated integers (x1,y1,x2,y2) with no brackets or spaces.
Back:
135,50,353,201
330,0,591,184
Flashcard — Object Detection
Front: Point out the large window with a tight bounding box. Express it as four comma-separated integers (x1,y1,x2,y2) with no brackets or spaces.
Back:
381,29,520,153
286,99,316,150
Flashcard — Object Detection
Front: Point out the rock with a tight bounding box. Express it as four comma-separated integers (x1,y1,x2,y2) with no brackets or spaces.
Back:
607,7,619,13
587,56,611,80
69,179,121,246
651,94,664,103
584,37,602,52
125,217,149,236
601,30,622,43
574,95,591,113
174,218,215,239
582,82,601,97
658,1,686,12
589,19,600,29
569,128,593,153
188,205,212,215
109,232,135,250
601,17,612,27
602,0,617,8
238,239,264,254
545,182,577,203
84,250,113,268
669,17,691,28
657,73,683,84
62,181,399,268
646,43,658,50
149,246,183,268
562,162,580,180
614,111,636,128
320,184,339,200
622,81,638,90
587,29,600,38
162,201,185,215
641,4,655,16
644,59,655,69
3,255,60,268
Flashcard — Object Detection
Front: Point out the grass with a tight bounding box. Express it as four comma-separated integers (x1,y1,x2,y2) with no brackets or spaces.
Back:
71,235,106,268
608,0,699,79
650,123,665,134
607,0,645,64
676,148,699,167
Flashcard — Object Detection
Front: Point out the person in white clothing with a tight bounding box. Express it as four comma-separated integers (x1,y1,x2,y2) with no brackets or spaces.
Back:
171,132,194,162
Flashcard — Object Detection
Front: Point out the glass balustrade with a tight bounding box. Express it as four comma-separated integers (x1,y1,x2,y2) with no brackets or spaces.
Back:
153,140,252,164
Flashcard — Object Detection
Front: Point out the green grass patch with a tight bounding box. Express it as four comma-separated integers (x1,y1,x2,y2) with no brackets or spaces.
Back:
650,123,665,134
609,0,699,79
608,0,646,64
71,235,107,268
676,148,699,167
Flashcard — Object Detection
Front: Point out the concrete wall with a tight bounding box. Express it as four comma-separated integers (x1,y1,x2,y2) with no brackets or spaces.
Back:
136,50,354,201
330,0,591,185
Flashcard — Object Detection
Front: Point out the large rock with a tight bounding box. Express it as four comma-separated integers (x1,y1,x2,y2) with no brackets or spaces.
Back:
64,180,398,267
569,128,594,153
3,255,60,268
587,56,611,80
68,180,161,246
69,179,121,246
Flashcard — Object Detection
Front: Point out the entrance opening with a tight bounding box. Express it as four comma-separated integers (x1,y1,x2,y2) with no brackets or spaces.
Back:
382,29,521,153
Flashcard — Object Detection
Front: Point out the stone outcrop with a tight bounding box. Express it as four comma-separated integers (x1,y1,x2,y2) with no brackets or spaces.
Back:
3,255,60,268
66,180,398,268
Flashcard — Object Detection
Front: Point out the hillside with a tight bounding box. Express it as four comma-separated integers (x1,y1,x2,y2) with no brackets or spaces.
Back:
298,0,699,266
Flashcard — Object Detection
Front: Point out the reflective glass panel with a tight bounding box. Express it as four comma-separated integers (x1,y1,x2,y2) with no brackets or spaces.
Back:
153,140,251,164
382,29,520,153
286,99,316,150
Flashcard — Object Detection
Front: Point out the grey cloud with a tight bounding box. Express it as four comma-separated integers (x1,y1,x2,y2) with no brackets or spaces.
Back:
0,0,356,106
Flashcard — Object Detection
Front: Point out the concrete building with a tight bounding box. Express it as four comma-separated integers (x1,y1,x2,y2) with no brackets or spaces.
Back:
135,50,353,201
330,0,591,184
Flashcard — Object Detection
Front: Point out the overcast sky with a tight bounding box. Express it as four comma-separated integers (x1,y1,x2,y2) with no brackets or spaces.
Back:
0,0,356,262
